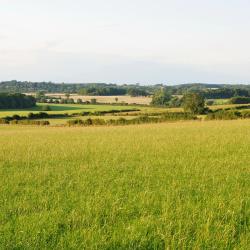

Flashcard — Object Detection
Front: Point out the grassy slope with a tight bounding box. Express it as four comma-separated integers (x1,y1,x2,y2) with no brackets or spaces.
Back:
0,120,249,249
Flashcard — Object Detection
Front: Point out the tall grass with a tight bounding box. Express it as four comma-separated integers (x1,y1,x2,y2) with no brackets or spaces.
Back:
0,121,249,249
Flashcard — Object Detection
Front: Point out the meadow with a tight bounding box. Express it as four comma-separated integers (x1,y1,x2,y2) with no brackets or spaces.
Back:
0,103,142,118
0,120,249,249
0,103,179,125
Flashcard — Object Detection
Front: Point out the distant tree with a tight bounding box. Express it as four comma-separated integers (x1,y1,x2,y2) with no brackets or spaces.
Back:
182,93,205,114
151,88,171,106
229,96,250,104
60,98,66,104
115,97,118,102
0,93,36,109
169,96,183,108
128,88,149,97
77,98,83,104
67,98,75,104
206,100,214,106
90,98,97,104
65,93,70,99
36,91,45,100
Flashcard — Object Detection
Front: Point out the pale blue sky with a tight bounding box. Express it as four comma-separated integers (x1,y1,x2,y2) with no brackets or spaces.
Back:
0,0,250,84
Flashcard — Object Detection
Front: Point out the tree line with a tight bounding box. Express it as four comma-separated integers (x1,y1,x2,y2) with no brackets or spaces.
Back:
1,81,250,98
0,93,36,109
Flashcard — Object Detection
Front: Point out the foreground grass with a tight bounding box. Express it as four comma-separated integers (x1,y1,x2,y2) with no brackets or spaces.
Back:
0,121,249,249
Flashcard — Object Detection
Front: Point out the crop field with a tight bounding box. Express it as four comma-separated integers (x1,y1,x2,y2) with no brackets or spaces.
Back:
0,120,249,249
25,93,152,105
0,103,176,125
45,93,152,105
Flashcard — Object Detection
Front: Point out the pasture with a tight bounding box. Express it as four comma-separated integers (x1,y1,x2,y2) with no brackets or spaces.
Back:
0,103,178,125
0,103,141,118
0,120,249,249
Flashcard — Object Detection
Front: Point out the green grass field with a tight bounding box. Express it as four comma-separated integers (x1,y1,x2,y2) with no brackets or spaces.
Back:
0,120,249,249
0,103,143,118
0,103,179,125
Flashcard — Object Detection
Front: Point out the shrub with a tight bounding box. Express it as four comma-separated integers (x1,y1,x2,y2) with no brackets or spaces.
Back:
67,119,84,126
9,120,18,124
206,100,214,106
67,112,197,127
229,96,250,104
151,89,171,106
205,110,241,120
241,110,250,118
0,118,9,124
76,99,83,104
90,98,97,104
17,120,50,125
182,93,205,114
27,112,49,119
169,96,183,108
12,114,21,120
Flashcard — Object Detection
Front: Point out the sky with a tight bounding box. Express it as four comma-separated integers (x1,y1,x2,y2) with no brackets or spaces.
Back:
0,0,250,84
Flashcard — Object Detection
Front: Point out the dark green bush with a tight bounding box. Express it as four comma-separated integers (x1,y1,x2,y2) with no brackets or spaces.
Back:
80,109,139,116
206,100,214,106
241,110,250,118
229,96,250,104
0,118,9,124
206,110,241,120
0,93,36,109
27,112,49,119
67,112,197,127
13,120,50,125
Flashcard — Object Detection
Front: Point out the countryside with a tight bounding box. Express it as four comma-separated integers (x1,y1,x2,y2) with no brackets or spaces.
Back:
1,1,250,249
0,82,250,249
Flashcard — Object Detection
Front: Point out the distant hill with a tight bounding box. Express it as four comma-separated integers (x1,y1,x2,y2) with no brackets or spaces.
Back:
1,81,250,98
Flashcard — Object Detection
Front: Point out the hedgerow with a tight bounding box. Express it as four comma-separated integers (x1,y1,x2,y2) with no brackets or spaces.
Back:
67,112,198,126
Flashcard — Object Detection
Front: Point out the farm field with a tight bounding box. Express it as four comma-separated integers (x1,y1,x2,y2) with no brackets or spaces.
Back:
1,102,250,125
0,103,180,125
1,101,248,118
0,120,249,249
0,103,142,118
26,93,152,105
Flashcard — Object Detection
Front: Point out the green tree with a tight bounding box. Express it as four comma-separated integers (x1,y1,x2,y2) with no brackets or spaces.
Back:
36,91,45,100
77,98,83,104
151,89,171,106
90,98,97,104
182,93,205,114
169,96,183,108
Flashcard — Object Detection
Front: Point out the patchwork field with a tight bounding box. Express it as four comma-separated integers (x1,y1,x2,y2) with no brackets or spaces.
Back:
26,93,152,105
0,103,142,118
0,103,180,125
0,120,249,249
